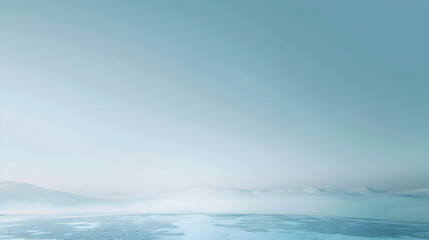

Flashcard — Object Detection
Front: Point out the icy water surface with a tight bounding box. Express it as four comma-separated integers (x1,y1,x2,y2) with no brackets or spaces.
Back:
0,214,428,239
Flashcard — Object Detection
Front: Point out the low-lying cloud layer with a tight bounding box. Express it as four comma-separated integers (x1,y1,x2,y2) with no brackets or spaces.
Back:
1,181,429,222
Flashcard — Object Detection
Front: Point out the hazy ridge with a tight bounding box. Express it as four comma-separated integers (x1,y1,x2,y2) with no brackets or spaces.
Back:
1,181,429,222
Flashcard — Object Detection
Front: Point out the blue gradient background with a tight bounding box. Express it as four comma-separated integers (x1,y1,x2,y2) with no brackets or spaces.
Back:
1,0,428,195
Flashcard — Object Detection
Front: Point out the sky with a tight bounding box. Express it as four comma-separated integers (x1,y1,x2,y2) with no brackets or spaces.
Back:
1,0,428,196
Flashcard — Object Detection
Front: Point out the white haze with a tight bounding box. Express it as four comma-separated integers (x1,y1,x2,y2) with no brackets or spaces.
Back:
1,181,429,223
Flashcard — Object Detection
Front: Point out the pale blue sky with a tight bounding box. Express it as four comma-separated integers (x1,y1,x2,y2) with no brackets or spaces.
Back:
1,0,428,194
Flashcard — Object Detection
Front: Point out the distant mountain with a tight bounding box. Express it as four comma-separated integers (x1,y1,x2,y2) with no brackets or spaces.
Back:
2,181,428,207
0,181,94,207
162,187,255,198
395,188,429,198
1,181,429,222
274,186,387,197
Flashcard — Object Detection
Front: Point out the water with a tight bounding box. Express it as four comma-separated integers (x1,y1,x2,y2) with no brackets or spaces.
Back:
1,214,428,239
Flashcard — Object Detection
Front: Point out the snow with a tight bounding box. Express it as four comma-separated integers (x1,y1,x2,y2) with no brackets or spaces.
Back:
396,189,429,198
1,181,429,222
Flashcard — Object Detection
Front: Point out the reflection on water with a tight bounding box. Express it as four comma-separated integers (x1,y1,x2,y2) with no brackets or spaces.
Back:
0,214,428,239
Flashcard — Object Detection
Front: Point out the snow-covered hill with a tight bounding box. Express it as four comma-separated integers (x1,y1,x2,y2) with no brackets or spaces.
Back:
0,181,94,207
395,188,429,198
1,181,429,222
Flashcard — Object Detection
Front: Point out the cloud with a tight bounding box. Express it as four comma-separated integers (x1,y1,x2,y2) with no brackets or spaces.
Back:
2,181,429,223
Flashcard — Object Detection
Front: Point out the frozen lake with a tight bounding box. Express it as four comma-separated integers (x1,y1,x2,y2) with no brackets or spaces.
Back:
0,214,428,239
